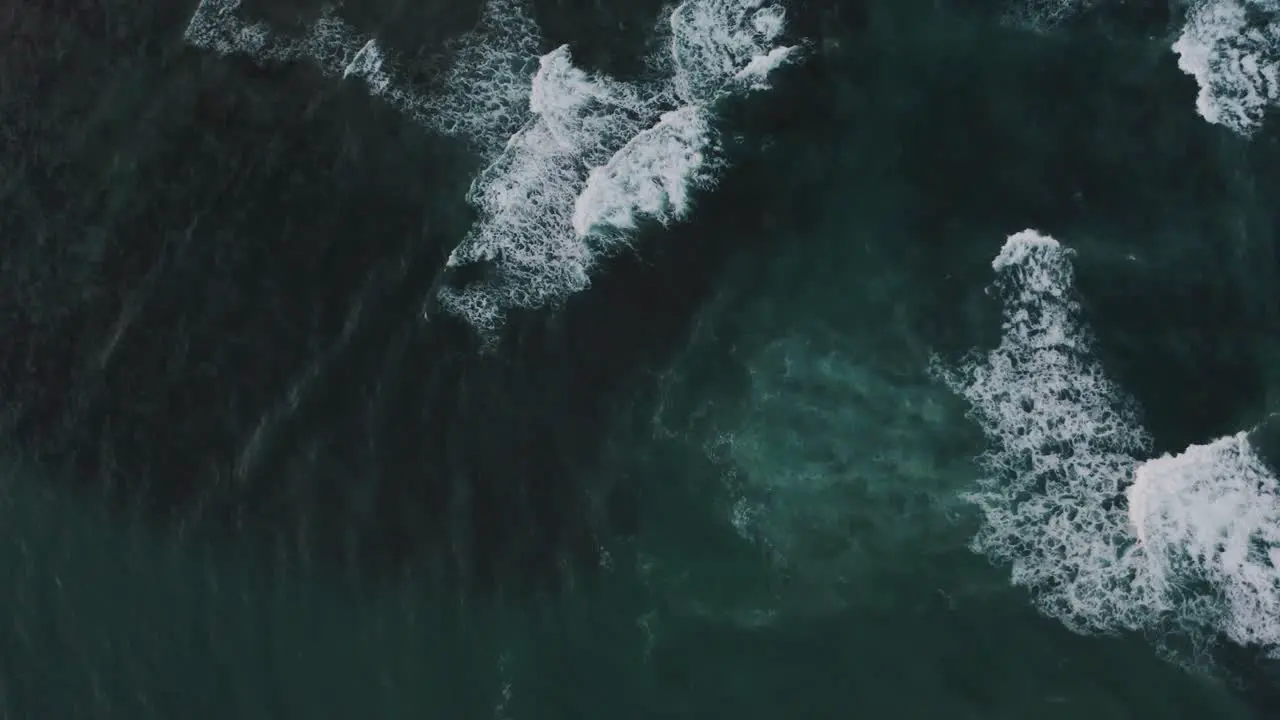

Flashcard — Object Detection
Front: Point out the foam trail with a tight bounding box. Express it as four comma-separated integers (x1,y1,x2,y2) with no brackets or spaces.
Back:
182,0,539,155
580,0,800,231
184,0,308,63
936,229,1280,661
185,1,388,84
436,0,801,337
572,107,717,237
1005,0,1280,135
933,230,1161,633
1172,0,1280,135
426,0,542,157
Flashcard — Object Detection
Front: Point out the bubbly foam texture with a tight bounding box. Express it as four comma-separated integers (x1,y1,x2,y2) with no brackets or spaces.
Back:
937,229,1280,659
735,45,801,89
183,0,538,156
1129,431,1280,653
436,0,800,337
527,47,653,165
935,230,1161,633
435,47,652,334
572,107,718,237
184,1,400,97
429,0,542,157
184,0,294,61
184,0,799,336
667,0,790,103
1172,0,1280,136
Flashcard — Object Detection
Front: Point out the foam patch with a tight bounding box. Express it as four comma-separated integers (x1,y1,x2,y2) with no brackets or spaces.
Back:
1173,0,1280,136
433,0,801,338
936,229,1280,662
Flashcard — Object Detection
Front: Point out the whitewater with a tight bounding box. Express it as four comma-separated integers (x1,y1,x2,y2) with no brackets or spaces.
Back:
1172,0,1280,135
434,0,802,338
935,229,1280,665
183,0,802,340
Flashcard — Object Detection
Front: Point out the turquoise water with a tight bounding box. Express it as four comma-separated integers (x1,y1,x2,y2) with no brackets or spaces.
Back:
2,0,1279,717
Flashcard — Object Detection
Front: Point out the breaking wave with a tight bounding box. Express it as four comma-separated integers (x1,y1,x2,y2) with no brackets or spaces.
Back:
431,45,664,333
436,0,802,339
1172,0,1280,136
1129,427,1280,653
934,229,1280,663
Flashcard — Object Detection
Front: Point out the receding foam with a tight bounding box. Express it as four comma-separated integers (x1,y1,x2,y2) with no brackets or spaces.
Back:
1172,0,1280,136
935,229,1280,664
934,230,1161,633
185,1,397,89
429,0,542,157
183,0,539,156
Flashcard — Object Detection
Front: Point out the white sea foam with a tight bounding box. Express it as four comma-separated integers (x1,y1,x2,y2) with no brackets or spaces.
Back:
667,0,790,103
182,0,538,155
185,1,390,85
734,44,801,89
1129,428,1280,653
1172,0,1280,136
572,107,717,237
184,0,295,61
435,0,800,337
526,47,653,164
183,0,800,337
428,0,542,157
433,46,657,335
935,229,1280,660
934,230,1161,633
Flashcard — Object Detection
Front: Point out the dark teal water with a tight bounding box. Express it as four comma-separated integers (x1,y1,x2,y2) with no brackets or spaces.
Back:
2,0,1278,717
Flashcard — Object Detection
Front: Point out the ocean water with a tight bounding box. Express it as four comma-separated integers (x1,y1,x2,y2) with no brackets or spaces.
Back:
2,0,1280,717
